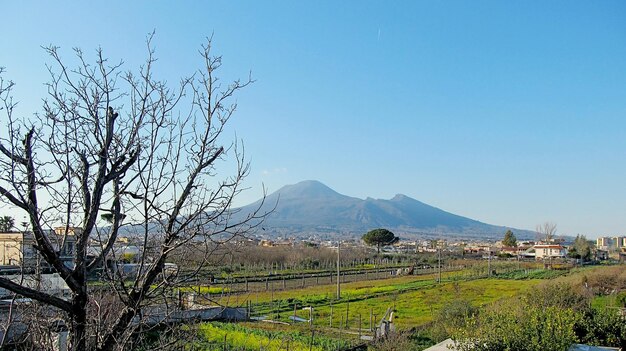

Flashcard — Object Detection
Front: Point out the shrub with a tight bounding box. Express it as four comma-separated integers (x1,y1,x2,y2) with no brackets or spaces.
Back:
453,302,580,351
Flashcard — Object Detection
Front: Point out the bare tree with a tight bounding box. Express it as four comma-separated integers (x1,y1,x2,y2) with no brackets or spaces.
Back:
536,222,557,243
0,34,265,350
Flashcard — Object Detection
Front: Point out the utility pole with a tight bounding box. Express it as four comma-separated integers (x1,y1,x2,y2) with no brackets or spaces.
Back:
487,248,491,277
336,241,341,299
437,247,442,283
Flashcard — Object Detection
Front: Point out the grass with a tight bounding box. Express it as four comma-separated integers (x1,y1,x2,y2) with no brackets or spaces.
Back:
239,271,540,328
309,278,540,328
195,322,352,351
239,270,460,304
179,286,231,295
186,265,614,350
495,268,569,280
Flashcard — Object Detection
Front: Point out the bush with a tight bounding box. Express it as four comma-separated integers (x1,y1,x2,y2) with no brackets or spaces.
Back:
368,331,421,351
429,299,477,342
584,267,626,295
453,302,580,351
523,282,591,313
453,276,626,351
578,307,626,349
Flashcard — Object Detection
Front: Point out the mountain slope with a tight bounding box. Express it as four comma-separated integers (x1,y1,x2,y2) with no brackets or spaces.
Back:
236,180,528,238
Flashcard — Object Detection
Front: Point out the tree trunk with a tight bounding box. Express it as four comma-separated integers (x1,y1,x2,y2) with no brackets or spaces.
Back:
71,292,88,351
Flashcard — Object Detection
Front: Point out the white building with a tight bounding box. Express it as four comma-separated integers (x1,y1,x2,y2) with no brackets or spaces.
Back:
596,236,626,250
534,244,567,260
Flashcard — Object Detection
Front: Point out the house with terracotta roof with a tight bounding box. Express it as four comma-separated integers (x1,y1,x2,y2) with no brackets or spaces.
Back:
533,243,567,260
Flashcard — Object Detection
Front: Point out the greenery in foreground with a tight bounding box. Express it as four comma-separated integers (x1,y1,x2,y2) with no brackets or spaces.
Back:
247,269,540,327
138,265,625,351
415,266,626,351
193,322,351,351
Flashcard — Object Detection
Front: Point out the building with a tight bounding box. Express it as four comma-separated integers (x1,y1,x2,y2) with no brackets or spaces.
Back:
596,237,611,249
0,227,78,269
0,231,36,266
596,236,626,250
533,244,567,260
596,249,609,260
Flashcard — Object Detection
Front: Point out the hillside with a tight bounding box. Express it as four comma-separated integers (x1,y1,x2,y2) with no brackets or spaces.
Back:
234,180,533,240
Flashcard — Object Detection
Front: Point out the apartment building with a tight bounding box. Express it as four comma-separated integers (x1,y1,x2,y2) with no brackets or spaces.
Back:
0,227,79,268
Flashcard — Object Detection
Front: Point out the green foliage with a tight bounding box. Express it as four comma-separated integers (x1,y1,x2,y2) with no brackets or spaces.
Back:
502,229,517,247
617,291,626,307
362,228,399,253
453,269,626,351
577,307,626,349
179,286,230,295
453,302,580,351
496,269,568,280
100,213,114,223
570,234,593,261
0,215,15,232
196,322,350,351
522,282,591,312
122,252,136,263
429,299,478,342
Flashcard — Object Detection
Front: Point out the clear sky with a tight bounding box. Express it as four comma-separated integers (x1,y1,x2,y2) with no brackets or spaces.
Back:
1,1,625,237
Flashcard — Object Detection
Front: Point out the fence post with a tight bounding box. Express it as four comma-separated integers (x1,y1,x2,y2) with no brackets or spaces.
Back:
309,330,314,351
329,304,333,327
346,301,349,329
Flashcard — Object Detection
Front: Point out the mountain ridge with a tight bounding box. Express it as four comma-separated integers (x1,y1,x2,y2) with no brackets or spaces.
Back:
235,180,533,240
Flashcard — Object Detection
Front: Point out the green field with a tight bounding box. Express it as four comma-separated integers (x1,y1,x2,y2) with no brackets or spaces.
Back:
196,267,556,329
193,322,351,351
186,265,621,351
246,275,540,328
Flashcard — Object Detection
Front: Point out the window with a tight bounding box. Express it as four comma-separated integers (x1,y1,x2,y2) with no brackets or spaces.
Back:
65,242,74,255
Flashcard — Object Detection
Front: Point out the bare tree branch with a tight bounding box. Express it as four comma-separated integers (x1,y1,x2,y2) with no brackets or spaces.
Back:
0,35,266,351
0,277,72,312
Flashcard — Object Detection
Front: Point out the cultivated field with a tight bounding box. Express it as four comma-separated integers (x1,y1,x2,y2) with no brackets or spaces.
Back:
185,261,583,350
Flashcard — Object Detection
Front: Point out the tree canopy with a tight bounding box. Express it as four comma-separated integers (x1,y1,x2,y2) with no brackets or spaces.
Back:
362,228,399,253
0,215,14,232
569,234,593,261
502,229,517,247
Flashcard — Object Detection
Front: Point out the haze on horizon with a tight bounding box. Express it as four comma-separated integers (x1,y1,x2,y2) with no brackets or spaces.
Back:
1,1,625,238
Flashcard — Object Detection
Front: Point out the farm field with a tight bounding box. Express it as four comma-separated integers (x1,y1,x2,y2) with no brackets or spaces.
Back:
244,274,541,328
188,265,565,350
171,263,626,351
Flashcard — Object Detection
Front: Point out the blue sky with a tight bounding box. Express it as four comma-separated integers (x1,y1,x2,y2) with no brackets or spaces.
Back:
1,1,625,237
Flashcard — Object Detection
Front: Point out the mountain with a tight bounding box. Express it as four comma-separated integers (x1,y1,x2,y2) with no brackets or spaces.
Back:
234,180,532,240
